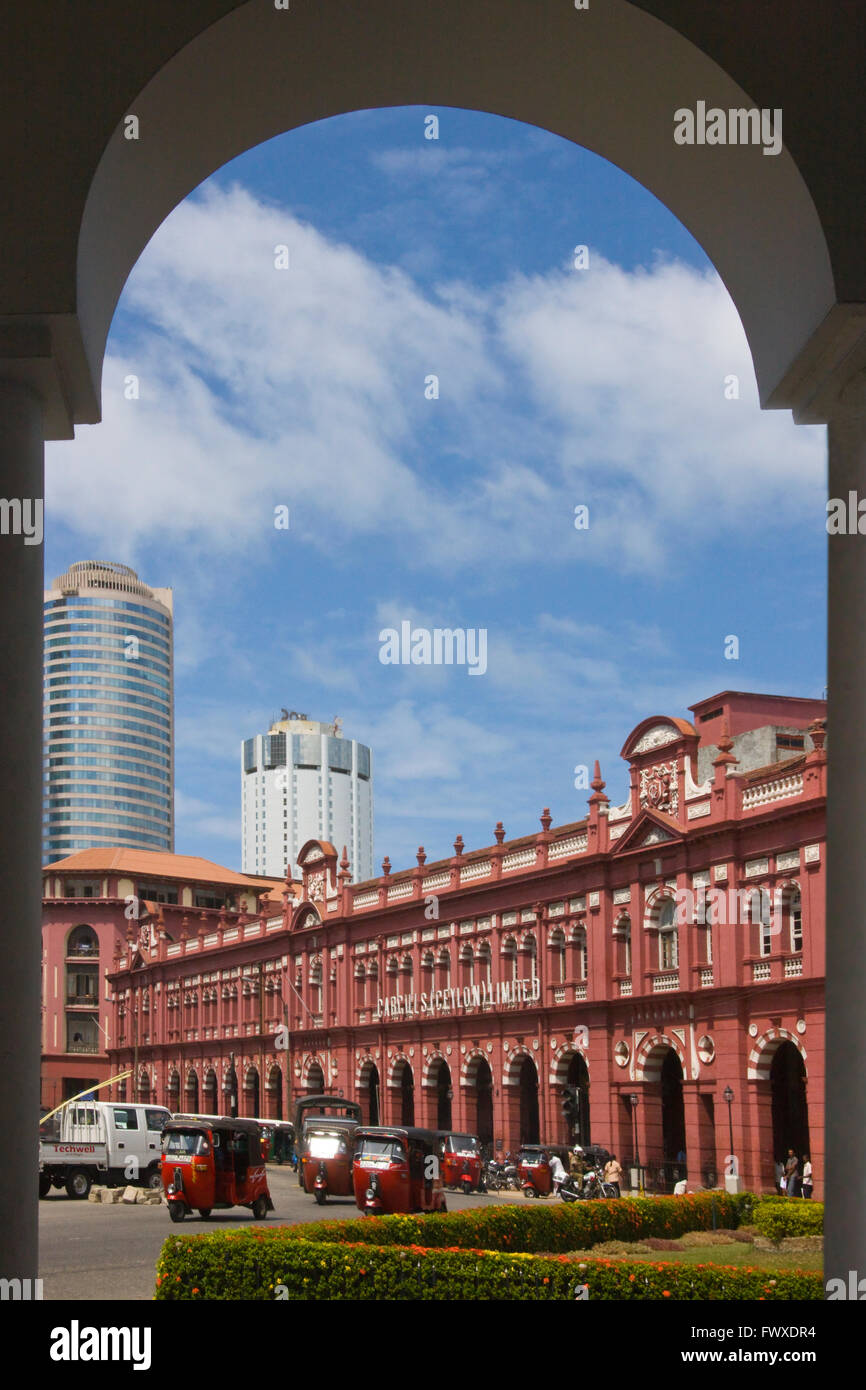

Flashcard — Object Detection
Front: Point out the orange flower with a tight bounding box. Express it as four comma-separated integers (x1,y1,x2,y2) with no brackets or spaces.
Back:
662,1290,670,1297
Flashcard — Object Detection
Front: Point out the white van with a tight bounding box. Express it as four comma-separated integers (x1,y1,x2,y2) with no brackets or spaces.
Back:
39,1101,172,1199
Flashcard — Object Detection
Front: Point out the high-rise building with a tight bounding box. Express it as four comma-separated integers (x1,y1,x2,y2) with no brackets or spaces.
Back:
43,561,174,862
241,711,373,881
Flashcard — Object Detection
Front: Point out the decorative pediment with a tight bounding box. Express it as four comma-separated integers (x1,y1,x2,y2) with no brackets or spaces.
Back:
621,715,697,762
610,808,683,856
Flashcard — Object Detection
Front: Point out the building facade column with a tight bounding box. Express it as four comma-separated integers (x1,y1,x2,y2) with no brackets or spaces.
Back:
826,377,866,1280
0,379,44,1282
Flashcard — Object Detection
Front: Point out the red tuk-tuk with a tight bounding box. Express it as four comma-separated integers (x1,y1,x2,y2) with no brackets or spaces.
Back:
300,1116,359,1204
294,1095,362,1188
353,1126,447,1216
161,1117,274,1222
517,1143,572,1198
437,1131,485,1193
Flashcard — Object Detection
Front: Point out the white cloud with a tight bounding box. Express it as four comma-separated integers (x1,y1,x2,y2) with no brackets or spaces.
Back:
45,184,825,586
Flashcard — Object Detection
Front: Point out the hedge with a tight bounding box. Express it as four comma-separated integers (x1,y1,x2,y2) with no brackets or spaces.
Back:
154,1233,822,1301
249,1191,751,1255
753,1199,824,1241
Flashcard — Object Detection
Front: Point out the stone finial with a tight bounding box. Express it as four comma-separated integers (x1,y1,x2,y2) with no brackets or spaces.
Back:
807,716,827,752
713,717,737,766
540,807,552,833
339,845,351,882
494,822,505,845
381,856,392,878
453,834,465,858
416,846,427,868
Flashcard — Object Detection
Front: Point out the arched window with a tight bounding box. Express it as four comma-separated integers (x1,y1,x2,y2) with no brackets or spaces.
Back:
614,914,631,977
309,956,323,1016
658,898,678,970
421,950,435,991
501,935,518,982
520,932,537,981
66,924,98,958
354,959,366,1009
548,927,566,983
436,947,451,990
459,942,474,988
751,889,773,957
786,887,803,953
571,924,587,981
477,940,492,989
400,952,413,983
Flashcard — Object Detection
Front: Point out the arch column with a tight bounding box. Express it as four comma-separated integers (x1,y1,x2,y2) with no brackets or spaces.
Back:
0,380,44,1283
826,374,866,1281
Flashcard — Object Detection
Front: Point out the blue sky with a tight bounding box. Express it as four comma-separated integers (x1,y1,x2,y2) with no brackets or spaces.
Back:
45,107,826,877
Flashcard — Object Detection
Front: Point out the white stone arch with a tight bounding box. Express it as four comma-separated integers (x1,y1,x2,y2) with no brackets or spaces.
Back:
635,1031,688,1082
422,1051,451,1089
354,1053,379,1089
301,1053,325,1087
549,1043,589,1088
387,1053,414,1089
643,883,678,930
502,1045,538,1087
747,1027,807,1081
460,1047,493,1088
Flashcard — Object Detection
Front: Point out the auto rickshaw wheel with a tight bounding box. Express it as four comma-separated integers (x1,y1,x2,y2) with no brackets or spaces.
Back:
251,1196,270,1220
199,1208,212,1220
314,1189,326,1206
168,1201,187,1223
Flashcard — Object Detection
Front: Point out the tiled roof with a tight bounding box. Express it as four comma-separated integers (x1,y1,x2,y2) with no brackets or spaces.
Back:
42,847,286,892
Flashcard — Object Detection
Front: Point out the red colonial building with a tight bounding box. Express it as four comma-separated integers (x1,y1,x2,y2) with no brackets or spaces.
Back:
40,849,287,1110
104,690,826,1197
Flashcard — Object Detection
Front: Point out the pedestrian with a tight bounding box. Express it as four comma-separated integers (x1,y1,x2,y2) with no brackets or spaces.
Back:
549,1150,567,1195
603,1154,623,1197
774,1159,784,1194
801,1154,813,1199
784,1148,800,1198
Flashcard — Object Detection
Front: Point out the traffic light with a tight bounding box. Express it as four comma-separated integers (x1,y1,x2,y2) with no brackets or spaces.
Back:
561,1085,580,1137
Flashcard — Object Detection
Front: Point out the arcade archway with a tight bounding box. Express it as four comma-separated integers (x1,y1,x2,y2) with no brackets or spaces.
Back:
771,1041,810,1164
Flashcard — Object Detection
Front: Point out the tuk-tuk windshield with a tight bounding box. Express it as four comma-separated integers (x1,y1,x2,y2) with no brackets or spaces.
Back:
308,1133,347,1159
162,1129,210,1157
356,1137,406,1162
446,1134,480,1154
518,1148,547,1165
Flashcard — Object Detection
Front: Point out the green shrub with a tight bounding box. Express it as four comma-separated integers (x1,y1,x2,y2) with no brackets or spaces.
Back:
261,1191,747,1255
154,1232,823,1301
753,1200,824,1241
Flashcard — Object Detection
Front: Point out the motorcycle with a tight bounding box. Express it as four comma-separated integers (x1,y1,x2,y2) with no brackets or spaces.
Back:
484,1158,520,1192
560,1167,618,1201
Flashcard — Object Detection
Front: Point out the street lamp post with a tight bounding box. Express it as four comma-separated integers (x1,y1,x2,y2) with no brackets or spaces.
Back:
629,1092,642,1195
723,1085,739,1193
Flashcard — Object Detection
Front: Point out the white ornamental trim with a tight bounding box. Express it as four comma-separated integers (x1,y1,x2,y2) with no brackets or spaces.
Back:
744,857,769,878
460,860,491,882
632,724,680,754
713,864,728,882
804,844,820,863
606,798,632,823
387,882,412,901
741,772,804,810
775,850,800,870
612,888,631,905
353,890,379,908
549,834,588,860
422,871,450,892
502,848,536,871
687,801,711,820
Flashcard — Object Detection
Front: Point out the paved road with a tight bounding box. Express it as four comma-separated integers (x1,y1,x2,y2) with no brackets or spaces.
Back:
38,1167,528,1301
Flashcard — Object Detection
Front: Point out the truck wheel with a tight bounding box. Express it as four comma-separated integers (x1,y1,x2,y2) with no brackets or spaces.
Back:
65,1169,92,1200
145,1166,163,1190
39,1173,52,1198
